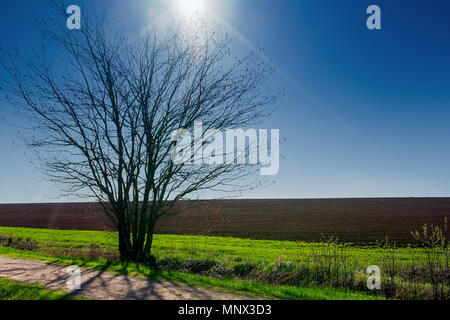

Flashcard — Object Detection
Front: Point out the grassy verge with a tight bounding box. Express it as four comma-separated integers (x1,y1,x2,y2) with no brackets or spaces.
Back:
4,225,447,300
3,225,447,300
0,226,430,266
0,276,85,300
0,245,380,300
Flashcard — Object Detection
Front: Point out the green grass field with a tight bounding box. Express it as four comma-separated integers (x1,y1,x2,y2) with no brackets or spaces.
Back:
0,226,429,267
0,226,446,300
0,226,390,300
0,277,84,300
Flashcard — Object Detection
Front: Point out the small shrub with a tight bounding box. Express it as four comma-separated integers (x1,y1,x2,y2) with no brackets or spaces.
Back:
180,259,218,274
272,261,296,273
232,262,257,277
0,234,39,251
203,263,232,278
158,258,218,274
410,218,449,300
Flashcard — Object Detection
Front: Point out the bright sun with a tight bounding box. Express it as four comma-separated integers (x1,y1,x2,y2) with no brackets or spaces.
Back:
177,0,206,16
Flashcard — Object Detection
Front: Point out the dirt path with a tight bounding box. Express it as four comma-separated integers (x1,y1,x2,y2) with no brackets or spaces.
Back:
0,257,254,300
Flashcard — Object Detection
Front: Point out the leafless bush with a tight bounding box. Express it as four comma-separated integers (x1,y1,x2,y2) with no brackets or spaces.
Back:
308,234,359,288
0,234,39,251
378,236,399,297
410,218,449,300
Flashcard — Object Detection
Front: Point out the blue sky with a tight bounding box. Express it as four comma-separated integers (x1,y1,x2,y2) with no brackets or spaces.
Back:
1,0,450,202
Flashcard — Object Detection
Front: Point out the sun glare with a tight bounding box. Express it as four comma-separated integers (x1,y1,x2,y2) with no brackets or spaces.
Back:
177,0,206,16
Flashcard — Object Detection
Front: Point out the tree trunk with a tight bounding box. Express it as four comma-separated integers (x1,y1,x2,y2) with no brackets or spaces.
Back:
118,218,156,264
118,221,134,261
143,228,155,256
138,222,155,263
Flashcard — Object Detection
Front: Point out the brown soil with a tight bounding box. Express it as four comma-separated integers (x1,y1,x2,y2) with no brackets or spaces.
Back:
0,198,449,243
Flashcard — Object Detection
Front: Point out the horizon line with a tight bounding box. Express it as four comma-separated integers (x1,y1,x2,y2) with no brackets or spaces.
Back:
1,196,449,205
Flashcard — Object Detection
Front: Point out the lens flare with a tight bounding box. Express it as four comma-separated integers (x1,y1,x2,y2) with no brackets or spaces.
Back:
177,0,206,16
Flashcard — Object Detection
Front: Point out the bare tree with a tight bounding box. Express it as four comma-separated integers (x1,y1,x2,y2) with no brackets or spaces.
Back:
1,5,277,262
